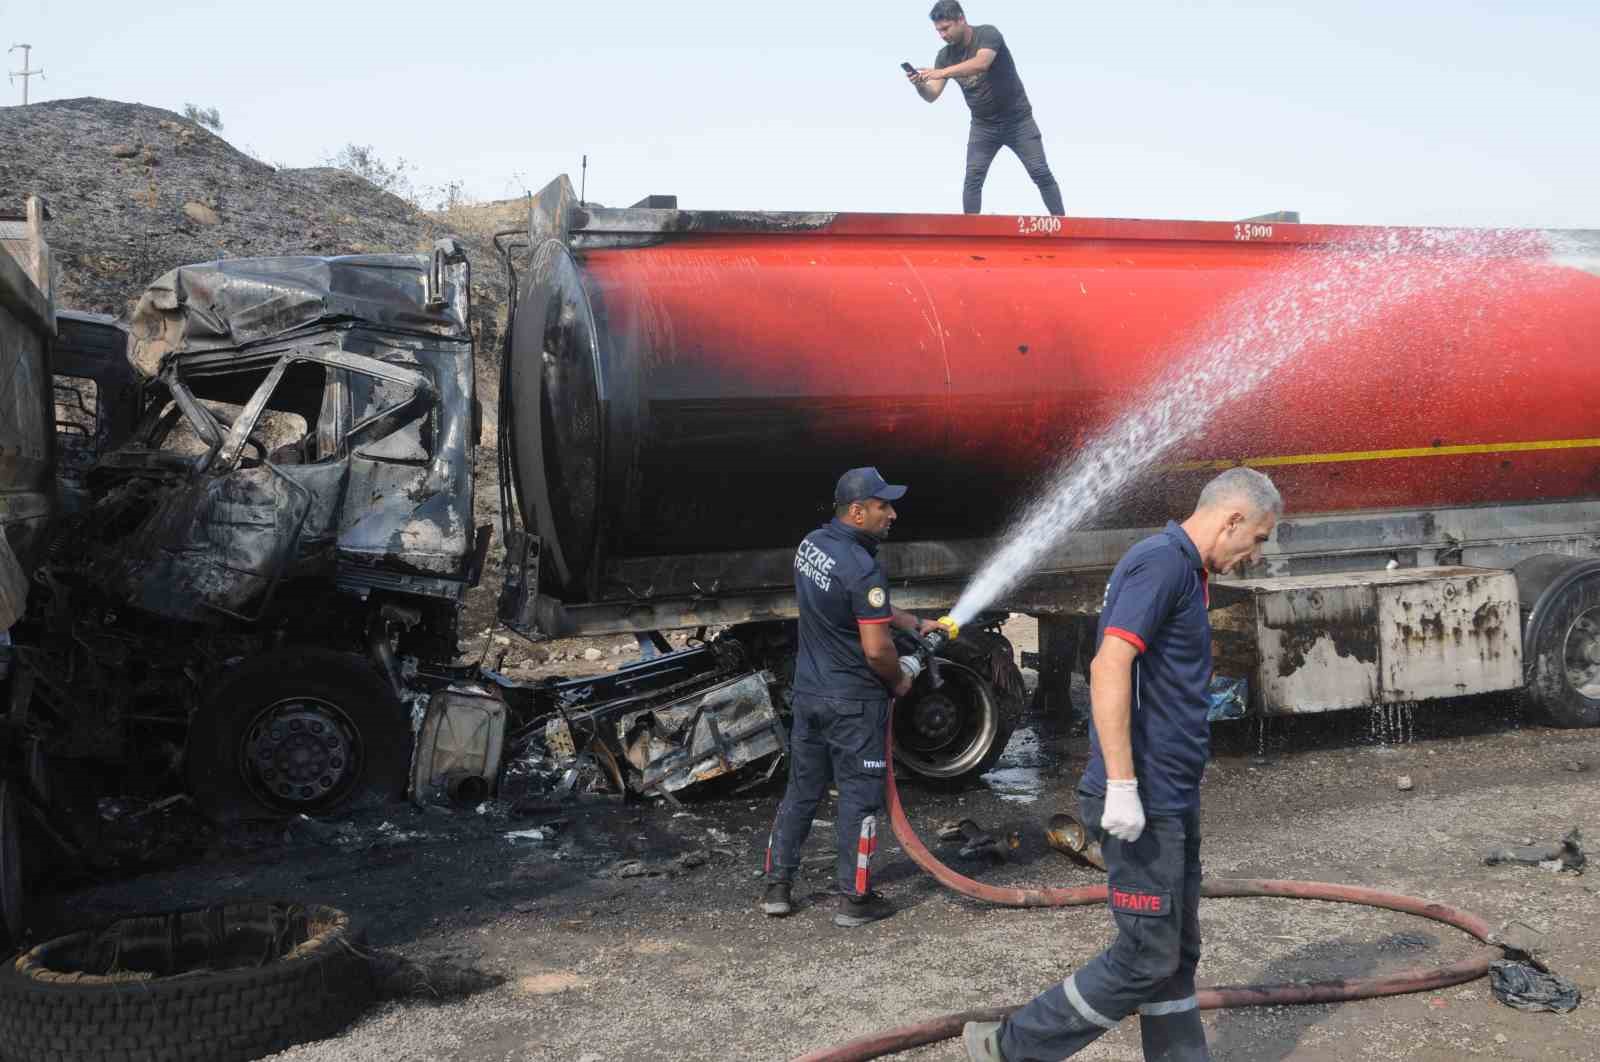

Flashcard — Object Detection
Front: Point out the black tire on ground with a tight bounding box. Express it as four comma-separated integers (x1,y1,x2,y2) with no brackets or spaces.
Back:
0,901,373,1062
187,648,413,822
0,779,22,951
1516,555,1600,728
893,629,1026,787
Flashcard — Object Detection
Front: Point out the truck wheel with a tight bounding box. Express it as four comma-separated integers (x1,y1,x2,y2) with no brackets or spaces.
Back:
894,630,1025,786
0,779,23,951
0,901,372,1061
1517,556,1600,728
187,649,413,821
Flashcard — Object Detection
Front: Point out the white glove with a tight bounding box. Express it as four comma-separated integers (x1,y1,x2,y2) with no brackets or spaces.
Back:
1101,779,1146,842
893,655,922,697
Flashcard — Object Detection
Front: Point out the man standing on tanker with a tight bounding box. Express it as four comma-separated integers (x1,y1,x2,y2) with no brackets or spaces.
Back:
763,467,943,928
908,1,1065,217
964,467,1283,1062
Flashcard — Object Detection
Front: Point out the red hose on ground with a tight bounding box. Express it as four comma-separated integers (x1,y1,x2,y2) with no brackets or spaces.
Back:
791,708,1502,1062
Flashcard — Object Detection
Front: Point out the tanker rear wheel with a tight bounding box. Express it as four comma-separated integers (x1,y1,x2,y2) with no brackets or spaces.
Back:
893,631,1025,787
1520,558,1600,728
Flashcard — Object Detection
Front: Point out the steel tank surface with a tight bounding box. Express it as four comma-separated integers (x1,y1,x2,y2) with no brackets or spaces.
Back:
507,195,1600,602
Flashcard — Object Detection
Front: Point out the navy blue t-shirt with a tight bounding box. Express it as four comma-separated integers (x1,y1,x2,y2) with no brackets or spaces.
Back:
792,519,895,700
1080,522,1213,813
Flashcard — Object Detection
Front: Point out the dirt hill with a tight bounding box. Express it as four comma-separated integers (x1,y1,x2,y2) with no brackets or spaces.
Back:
0,96,519,372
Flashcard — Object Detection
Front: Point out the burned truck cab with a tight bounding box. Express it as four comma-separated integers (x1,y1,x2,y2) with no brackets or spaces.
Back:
14,244,485,824
114,244,481,620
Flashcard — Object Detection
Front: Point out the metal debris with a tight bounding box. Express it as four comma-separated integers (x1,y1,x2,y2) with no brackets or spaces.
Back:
1489,959,1582,1013
1045,812,1106,871
1484,828,1585,873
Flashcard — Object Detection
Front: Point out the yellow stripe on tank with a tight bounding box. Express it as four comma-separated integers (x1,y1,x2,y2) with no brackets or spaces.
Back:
1169,437,1600,473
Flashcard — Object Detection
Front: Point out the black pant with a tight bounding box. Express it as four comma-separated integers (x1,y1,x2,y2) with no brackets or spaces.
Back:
964,113,1065,216
1000,794,1208,1060
765,692,889,896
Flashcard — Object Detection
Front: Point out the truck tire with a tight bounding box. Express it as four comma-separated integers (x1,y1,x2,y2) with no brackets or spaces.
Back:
0,779,22,951
1516,555,1600,728
0,901,372,1062
894,630,1026,787
187,649,412,822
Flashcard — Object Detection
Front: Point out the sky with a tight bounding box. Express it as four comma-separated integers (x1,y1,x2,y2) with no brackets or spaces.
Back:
4,0,1598,228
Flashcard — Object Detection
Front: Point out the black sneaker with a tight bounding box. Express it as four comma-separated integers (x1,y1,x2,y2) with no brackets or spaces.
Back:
761,881,793,917
833,889,894,927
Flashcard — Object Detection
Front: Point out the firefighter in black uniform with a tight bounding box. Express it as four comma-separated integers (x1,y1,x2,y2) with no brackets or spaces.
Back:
763,467,940,927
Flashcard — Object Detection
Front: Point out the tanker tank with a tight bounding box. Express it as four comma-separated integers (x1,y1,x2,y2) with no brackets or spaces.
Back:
502,176,1600,626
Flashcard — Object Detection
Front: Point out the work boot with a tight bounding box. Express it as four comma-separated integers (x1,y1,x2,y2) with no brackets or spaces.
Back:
761,881,793,917
963,1021,1005,1061
832,889,893,927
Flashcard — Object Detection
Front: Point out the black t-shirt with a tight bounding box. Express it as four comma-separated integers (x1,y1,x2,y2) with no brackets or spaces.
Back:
792,519,895,700
936,24,1031,122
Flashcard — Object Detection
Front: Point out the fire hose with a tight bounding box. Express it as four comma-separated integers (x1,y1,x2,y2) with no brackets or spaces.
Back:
792,618,1503,1062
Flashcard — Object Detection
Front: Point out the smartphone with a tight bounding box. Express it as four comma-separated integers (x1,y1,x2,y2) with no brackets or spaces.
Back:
901,62,917,75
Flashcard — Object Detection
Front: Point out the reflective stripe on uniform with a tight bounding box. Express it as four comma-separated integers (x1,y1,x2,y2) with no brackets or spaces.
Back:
1063,974,1119,1030
1139,996,1199,1017
853,814,877,893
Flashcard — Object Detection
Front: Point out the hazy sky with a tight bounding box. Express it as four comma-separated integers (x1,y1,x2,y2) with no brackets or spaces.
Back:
5,1,1597,227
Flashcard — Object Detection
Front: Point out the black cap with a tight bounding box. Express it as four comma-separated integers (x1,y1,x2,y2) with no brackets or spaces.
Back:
834,467,908,505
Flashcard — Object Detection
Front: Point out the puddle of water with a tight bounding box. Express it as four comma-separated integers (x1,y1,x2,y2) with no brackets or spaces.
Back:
1000,727,1049,766
980,765,1043,804
980,727,1057,803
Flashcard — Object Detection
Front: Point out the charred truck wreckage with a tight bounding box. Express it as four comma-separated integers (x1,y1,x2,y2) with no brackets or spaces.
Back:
5,175,1600,948
4,237,827,821
0,201,1018,947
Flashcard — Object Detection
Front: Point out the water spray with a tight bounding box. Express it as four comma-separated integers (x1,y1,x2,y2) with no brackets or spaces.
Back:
943,226,1552,630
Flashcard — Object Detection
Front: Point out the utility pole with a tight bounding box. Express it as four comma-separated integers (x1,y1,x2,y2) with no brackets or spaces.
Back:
8,44,43,105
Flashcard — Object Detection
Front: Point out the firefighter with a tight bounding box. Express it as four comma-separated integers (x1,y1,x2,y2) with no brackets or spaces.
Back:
762,467,940,927
964,467,1282,1061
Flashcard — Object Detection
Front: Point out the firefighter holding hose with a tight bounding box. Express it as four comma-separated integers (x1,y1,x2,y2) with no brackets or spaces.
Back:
762,468,942,928
965,467,1282,1062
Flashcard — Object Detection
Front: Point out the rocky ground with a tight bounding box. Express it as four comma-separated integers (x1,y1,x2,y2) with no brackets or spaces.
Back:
29,626,1600,1062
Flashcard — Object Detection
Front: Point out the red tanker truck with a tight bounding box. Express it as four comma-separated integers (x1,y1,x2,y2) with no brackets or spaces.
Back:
494,174,1600,782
